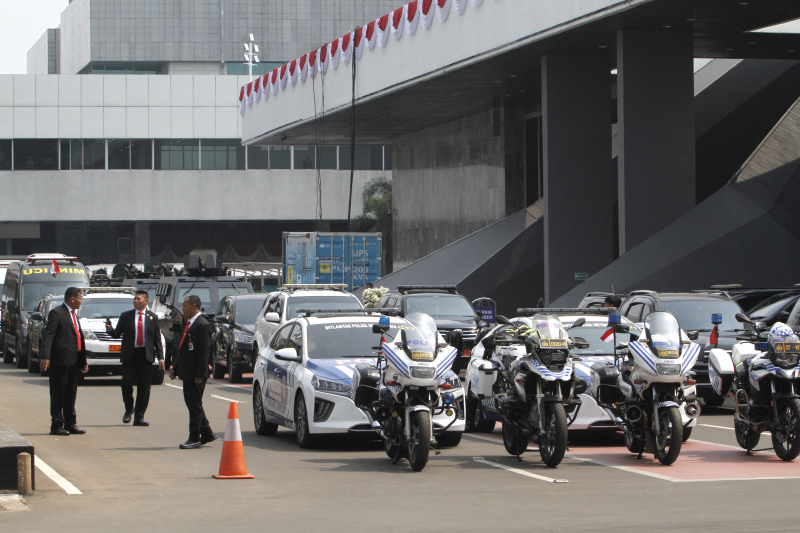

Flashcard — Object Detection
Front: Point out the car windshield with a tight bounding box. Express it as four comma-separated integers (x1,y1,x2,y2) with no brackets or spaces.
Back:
219,285,252,299
306,322,380,359
21,281,75,311
748,295,798,321
287,295,362,318
235,299,267,323
567,323,640,355
405,294,474,319
658,300,746,331
80,297,135,319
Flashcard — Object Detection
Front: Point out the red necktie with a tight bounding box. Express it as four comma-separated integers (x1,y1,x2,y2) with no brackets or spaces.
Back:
71,309,81,351
136,311,144,347
179,321,191,349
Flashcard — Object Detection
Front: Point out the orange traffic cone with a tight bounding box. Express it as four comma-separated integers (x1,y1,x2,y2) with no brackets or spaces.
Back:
213,402,255,479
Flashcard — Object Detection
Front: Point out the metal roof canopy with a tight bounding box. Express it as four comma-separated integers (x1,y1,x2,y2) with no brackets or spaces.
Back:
248,0,800,146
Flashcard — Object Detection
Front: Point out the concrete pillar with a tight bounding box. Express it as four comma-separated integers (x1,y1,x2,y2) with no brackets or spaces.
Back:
617,30,695,254
134,222,150,262
542,55,613,303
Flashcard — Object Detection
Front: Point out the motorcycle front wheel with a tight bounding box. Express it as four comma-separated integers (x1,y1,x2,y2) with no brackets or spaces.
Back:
772,398,800,461
734,420,760,450
502,421,529,456
654,406,682,465
384,436,401,459
408,410,431,472
539,403,568,467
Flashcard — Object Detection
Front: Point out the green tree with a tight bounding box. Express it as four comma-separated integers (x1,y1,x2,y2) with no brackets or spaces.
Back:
352,177,392,273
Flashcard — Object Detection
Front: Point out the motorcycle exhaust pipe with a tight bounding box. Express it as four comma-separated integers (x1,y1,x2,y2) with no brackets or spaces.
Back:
684,402,700,420
625,405,642,424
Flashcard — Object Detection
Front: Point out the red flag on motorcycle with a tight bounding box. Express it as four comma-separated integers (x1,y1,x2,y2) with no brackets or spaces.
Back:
709,325,718,346
600,327,614,342
51,259,61,275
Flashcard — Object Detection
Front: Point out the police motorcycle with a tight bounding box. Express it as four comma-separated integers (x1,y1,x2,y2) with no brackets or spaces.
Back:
351,313,460,472
590,312,701,465
465,311,587,467
708,316,800,460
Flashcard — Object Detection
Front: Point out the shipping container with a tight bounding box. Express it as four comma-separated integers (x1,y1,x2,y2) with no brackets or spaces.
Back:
282,232,382,291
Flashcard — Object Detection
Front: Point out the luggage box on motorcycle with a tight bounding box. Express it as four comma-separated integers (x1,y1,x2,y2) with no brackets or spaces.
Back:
351,363,380,410
470,359,497,398
589,362,624,405
708,349,735,398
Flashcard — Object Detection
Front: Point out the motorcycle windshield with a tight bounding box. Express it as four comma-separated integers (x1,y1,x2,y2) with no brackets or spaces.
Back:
644,312,682,359
531,315,569,349
403,313,438,362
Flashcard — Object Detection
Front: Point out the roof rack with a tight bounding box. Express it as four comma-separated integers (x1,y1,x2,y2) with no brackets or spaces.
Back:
279,284,348,294
77,286,136,295
397,285,458,294
628,290,657,297
583,291,616,297
709,284,743,290
517,307,615,316
295,308,400,317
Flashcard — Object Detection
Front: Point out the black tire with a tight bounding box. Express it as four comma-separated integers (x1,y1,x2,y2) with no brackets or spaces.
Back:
539,402,568,467
27,336,38,374
435,431,463,448
654,406,682,465
384,436,401,459
3,339,13,364
253,384,278,436
772,398,800,461
735,421,760,450
151,368,165,385
466,395,496,433
212,362,226,380
502,421,529,456
624,431,645,454
228,351,242,384
682,425,693,442
15,338,26,369
408,410,431,472
703,393,726,407
294,392,315,448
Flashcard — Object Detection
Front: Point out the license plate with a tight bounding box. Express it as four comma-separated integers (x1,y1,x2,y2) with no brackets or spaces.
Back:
541,339,567,349
109,345,121,352
775,342,800,353
411,351,433,362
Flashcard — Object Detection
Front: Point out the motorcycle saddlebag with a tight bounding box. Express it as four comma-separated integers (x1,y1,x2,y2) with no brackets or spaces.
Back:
470,359,497,398
351,363,381,409
590,362,622,405
708,349,735,398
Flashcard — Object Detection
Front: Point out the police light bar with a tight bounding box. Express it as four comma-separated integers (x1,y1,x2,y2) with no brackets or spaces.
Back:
517,307,615,316
295,308,400,317
398,285,458,293
76,286,136,294
281,284,348,293
27,253,78,263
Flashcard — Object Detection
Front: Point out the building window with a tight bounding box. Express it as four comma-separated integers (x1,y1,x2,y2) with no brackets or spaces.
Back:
69,139,82,170
82,139,105,169
14,139,58,170
319,146,337,170
294,146,316,169
0,140,11,171
340,145,383,171
80,62,165,75
59,140,70,170
108,139,130,170
247,146,269,169
201,139,245,170
226,62,283,76
384,145,392,170
269,146,291,170
131,140,152,170
155,139,199,170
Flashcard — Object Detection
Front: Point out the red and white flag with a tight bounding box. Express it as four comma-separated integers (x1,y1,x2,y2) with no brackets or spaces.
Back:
600,327,614,343
708,326,719,347
51,259,61,275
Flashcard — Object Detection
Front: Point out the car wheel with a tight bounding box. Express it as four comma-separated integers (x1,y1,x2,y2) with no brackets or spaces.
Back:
466,394,495,433
253,384,278,436
15,338,26,369
435,432,462,448
27,336,38,374
294,392,315,449
703,393,726,407
228,350,242,384
2,338,13,364
212,361,226,379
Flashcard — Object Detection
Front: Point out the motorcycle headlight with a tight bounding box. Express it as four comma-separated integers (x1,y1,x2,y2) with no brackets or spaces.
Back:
774,353,799,370
235,333,254,345
410,366,435,379
311,376,351,395
656,363,681,376
82,330,98,341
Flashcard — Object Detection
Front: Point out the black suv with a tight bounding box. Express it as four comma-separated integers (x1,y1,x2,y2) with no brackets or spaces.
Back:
212,293,269,383
619,290,751,406
376,285,488,376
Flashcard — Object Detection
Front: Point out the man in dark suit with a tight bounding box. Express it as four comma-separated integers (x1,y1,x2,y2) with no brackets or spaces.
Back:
41,287,89,436
106,290,164,426
169,295,217,449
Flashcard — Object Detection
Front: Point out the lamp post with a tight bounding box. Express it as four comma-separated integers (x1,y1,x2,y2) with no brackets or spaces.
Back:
243,33,260,81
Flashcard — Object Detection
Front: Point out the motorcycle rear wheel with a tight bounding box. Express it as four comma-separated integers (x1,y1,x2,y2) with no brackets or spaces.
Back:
502,421,529,456
654,406,682,465
384,436,401,459
772,398,800,461
734,421,760,450
408,410,431,472
539,403,568,467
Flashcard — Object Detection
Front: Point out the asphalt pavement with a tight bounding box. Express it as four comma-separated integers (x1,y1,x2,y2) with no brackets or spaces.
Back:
1,366,800,532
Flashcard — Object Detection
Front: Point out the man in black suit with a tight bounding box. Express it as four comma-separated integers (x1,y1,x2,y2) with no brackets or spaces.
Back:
106,290,164,426
41,287,89,436
169,295,217,449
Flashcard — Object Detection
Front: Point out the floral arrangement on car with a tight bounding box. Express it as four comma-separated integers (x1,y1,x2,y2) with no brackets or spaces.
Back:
362,286,389,308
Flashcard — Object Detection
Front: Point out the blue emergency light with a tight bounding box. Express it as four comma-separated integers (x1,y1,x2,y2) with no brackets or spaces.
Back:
711,313,722,325
378,315,390,327
608,313,621,326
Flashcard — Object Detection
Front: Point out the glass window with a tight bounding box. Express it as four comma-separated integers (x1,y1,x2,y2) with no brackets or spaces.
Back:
319,146,337,169
218,286,252,299
178,287,212,310
294,146,316,169
341,145,382,171
83,139,105,169
405,294,475,319
270,324,293,350
0,140,11,171
201,140,245,170
384,145,392,170
288,324,303,354
248,146,269,169
269,146,291,170
108,139,130,170
339,145,352,171
155,139,199,170
131,140,152,170
59,140,70,170
13,139,58,170
70,139,82,170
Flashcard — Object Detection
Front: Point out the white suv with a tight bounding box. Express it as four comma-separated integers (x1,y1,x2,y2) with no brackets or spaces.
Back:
253,285,363,355
78,287,166,384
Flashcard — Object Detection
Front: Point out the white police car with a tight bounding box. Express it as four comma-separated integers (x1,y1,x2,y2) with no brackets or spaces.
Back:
252,312,465,448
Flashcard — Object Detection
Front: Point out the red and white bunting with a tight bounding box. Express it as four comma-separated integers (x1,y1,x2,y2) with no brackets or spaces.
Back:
239,0,492,115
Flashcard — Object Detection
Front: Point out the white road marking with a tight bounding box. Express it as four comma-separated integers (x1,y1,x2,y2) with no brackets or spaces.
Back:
165,383,182,390
463,433,538,451
0,494,29,512
210,394,245,403
35,456,82,495
472,457,568,483
565,454,681,482
699,423,735,431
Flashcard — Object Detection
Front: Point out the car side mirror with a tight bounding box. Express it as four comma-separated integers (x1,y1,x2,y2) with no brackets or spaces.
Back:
274,347,301,362
687,331,699,341
214,315,231,324
572,337,589,350
30,312,43,321
372,323,390,334
265,312,280,323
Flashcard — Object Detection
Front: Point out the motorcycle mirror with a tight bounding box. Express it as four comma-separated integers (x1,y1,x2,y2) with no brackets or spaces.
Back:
735,312,752,324
572,337,590,349
372,323,389,335
755,321,768,331
614,324,630,334
686,330,699,341
568,318,586,329
615,342,629,350
399,329,408,348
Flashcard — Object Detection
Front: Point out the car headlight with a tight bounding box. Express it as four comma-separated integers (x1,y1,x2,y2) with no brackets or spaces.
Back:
82,330,98,341
410,366,435,379
311,376,351,395
235,333,254,344
656,363,681,376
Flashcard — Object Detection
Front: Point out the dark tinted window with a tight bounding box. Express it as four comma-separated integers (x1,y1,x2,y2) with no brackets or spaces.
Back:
286,295,361,317
235,298,267,323
659,299,747,331
269,146,290,169
108,139,130,169
626,303,644,323
14,139,58,170
247,146,269,169
270,324,293,350
0,140,11,170
155,139,199,170
294,146,315,169
405,294,474,318
201,139,245,170
82,139,105,169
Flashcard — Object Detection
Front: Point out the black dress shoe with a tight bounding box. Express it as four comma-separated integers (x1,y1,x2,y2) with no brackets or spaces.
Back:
201,433,218,445
179,439,203,449
133,419,149,427
66,426,86,435
50,428,69,436
123,411,133,424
